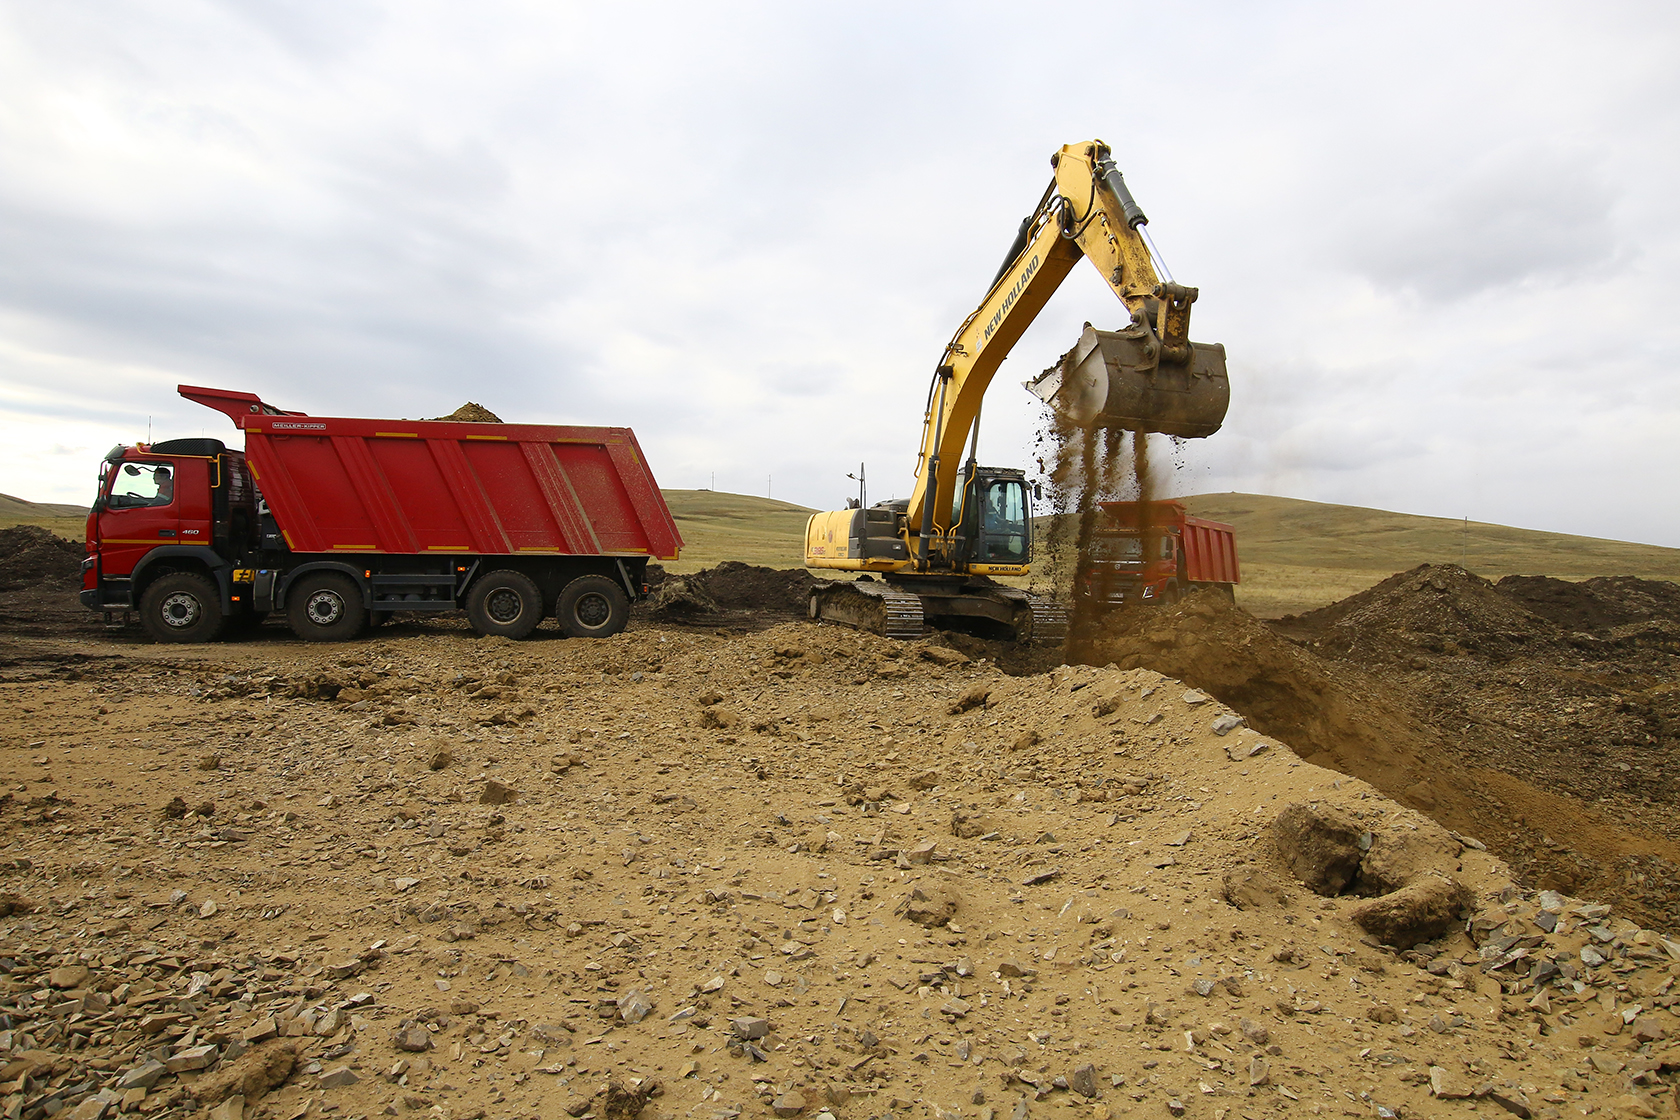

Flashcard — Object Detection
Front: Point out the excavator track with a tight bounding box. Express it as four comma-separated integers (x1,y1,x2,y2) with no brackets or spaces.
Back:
808,580,925,640
1023,593,1068,643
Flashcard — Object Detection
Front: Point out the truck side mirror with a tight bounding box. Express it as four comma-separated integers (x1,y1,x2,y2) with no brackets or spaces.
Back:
1032,482,1042,501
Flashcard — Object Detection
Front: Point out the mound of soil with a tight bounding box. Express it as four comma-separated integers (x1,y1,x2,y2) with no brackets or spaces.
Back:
1274,564,1559,663
642,561,817,627
1497,572,1680,634
428,402,502,422
702,561,816,611
0,525,82,591
1074,589,1472,820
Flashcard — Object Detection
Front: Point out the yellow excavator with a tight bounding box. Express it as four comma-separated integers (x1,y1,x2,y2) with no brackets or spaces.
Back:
804,140,1229,640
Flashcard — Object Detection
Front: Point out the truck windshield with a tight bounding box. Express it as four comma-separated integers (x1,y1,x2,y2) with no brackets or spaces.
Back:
107,462,175,509
1089,534,1172,561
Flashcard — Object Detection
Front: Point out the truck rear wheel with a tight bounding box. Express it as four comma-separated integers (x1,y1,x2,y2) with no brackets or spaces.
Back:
556,575,629,638
139,573,226,644
287,573,366,642
466,570,543,639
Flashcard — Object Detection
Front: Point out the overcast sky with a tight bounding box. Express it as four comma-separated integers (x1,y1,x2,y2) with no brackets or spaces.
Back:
2,1,1677,546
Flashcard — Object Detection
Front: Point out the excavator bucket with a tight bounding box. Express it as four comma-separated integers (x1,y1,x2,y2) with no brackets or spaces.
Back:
1024,324,1229,438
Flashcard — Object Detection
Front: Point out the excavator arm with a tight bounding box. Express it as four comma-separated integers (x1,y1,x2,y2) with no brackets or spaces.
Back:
904,140,1228,545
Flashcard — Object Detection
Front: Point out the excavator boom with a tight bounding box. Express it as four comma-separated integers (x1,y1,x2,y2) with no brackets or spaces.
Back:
907,140,1228,535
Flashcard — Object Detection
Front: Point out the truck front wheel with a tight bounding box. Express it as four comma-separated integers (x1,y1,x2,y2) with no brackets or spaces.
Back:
139,573,226,643
556,575,629,638
287,573,367,642
467,570,543,639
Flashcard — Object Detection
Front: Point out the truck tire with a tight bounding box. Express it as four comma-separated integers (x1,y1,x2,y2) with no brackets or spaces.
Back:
466,570,543,639
139,573,226,644
556,574,629,638
287,573,367,642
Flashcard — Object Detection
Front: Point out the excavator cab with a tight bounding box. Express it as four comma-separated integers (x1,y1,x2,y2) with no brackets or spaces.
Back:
951,464,1032,570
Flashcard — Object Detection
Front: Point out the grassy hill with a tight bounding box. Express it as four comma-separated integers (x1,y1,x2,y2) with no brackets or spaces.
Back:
0,494,86,540
658,489,815,574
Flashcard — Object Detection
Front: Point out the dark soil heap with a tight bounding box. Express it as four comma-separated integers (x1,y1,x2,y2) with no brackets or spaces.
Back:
0,525,82,591
1498,572,1680,635
1273,563,1561,663
645,562,817,626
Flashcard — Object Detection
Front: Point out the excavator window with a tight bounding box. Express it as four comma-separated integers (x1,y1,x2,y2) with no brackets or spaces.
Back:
977,479,1028,563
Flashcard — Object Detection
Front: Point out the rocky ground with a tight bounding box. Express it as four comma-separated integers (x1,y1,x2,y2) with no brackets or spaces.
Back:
1,542,1679,1120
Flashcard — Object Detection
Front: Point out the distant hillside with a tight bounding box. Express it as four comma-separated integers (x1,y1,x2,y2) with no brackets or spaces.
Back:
0,494,86,520
0,494,86,539
1181,492,1680,581
658,489,815,574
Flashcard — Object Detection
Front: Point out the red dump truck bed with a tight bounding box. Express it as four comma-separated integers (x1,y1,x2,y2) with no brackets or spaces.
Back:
180,385,681,560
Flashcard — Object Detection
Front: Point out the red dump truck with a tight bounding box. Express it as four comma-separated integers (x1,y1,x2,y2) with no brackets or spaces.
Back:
1080,500,1239,605
82,385,682,643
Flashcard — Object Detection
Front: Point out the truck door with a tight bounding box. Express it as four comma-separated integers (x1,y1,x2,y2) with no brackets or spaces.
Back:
96,458,185,578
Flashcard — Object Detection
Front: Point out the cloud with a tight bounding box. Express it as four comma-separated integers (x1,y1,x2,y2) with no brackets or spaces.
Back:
1333,143,1624,300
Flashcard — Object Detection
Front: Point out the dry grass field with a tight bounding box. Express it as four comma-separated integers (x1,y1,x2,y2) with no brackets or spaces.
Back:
0,493,85,540
658,488,817,573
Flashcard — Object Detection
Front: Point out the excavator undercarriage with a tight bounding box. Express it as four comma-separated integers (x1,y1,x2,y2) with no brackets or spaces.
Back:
807,576,1068,643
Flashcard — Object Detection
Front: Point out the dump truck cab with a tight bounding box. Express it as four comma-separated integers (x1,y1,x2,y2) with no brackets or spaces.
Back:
83,439,257,626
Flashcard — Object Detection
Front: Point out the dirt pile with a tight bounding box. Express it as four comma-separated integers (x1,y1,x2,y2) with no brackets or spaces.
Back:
645,562,818,627
0,525,82,591
1499,573,1680,636
1061,588,1505,839
427,403,503,423
3,624,1678,1119
1274,564,1562,664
